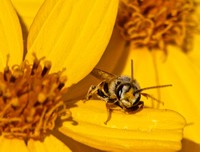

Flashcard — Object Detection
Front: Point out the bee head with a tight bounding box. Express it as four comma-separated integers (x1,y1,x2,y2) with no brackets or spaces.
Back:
116,82,141,108
115,60,172,108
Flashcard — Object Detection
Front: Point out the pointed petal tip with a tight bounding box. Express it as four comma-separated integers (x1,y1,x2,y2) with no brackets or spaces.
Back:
26,0,119,87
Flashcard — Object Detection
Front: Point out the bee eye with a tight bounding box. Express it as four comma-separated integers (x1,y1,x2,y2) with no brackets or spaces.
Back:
117,85,123,99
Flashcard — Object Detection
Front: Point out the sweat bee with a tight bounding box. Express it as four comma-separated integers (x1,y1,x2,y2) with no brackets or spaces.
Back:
86,60,172,124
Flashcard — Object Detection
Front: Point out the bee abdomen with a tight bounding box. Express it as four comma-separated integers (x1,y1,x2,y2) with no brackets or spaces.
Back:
103,82,109,94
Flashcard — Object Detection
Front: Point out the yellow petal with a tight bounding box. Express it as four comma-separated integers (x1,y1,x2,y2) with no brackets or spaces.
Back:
63,28,126,101
11,0,44,30
188,31,200,68
0,136,28,152
60,100,186,152
0,0,23,70
28,139,46,152
112,43,200,148
43,135,72,152
26,0,119,87
52,130,109,152
152,47,200,144
27,135,72,152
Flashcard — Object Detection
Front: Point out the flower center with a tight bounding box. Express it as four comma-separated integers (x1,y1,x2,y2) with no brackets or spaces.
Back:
0,54,70,140
117,0,195,50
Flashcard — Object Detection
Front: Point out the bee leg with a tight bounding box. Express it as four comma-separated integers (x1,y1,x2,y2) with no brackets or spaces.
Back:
104,100,120,124
117,100,129,112
104,102,114,125
137,101,144,111
128,101,144,114
85,85,97,101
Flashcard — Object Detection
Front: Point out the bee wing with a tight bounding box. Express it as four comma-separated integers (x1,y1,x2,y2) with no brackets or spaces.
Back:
91,68,117,80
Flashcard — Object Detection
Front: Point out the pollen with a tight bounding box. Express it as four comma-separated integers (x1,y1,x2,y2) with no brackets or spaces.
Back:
117,0,196,50
0,54,71,140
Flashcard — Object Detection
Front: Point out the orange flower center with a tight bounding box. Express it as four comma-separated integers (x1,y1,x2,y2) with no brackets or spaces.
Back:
0,54,70,140
117,0,196,50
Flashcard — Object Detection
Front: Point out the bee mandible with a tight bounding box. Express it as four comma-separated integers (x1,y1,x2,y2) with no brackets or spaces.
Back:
86,60,172,124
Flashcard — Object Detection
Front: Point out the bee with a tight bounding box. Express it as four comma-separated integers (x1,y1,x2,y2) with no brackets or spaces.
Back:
86,60,172,124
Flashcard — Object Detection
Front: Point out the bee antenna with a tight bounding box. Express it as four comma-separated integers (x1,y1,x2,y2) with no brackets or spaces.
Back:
140,93,164,105
131,59,134,82
134,84,172,94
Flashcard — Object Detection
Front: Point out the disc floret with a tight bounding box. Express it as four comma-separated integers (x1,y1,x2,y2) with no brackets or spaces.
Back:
117,0,196,50
0,55,70,139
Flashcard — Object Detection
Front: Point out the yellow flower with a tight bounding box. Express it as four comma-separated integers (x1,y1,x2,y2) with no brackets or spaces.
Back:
61,0,200,151
0,0,118,151
113,0,200,151
60,27,187,152
117,0,197,52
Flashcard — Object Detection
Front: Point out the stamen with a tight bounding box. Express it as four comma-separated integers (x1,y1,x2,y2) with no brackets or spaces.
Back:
58,76,67,90
11,98,19,107
117,0,198,51
0,55,71,140
31,53,45,75
41,61,51,77
4,55,11,81
38,93,47,103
